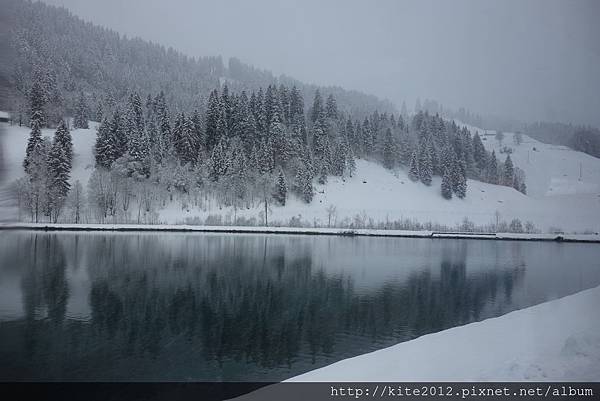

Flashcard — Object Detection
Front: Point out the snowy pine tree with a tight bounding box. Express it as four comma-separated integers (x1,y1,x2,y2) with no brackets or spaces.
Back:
454,160,467,199
487,150,498,184
408,150,419,182
24,137,51,222
73,91,89,129
209,137,229,181
273,167,287,206
325,94,338,119
503,154,514,186
94,116,116,168
472,132,487,175
382,128,395,169
441,168,453,199
23,119,43,174
29,79,47,128
53,119,73,169
110,108,127,159
418,141,433,186
47,137,71,221
311,90,323,123
294,160,313,203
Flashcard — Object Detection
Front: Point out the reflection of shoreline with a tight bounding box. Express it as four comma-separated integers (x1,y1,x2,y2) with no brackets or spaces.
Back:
0,232,537,381
1,223,598,243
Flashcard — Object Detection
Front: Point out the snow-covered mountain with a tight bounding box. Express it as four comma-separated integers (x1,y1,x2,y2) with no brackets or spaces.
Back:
2,121,599,232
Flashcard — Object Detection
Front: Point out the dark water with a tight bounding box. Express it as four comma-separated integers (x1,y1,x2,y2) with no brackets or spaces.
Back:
0,231,599,381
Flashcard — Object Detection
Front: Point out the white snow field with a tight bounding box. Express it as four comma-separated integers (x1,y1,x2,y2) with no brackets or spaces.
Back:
287,285,600,382
1,120,599,232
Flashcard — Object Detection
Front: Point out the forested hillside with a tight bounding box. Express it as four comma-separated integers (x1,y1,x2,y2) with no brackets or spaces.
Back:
523,122,600,159
3,0,528,227
0,0,395,124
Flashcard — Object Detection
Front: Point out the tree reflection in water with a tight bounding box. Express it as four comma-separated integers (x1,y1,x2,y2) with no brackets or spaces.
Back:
0,232,568,381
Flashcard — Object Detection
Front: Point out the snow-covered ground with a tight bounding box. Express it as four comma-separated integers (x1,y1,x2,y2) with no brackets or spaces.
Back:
1,121,599,232
286,285,600,382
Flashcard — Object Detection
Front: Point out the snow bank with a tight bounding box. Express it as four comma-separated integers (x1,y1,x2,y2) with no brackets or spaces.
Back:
288,286,600,381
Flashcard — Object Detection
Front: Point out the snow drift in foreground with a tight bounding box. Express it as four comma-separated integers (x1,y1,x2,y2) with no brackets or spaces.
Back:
288,285,600,382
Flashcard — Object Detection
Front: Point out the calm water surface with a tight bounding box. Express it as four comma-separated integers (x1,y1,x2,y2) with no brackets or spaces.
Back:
0,231,599,381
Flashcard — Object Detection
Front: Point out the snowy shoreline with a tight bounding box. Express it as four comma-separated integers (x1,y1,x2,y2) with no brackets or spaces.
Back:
1,222,599,243
285,285,600,382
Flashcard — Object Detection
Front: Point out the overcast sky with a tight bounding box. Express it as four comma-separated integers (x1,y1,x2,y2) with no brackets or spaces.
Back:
42,0,600,126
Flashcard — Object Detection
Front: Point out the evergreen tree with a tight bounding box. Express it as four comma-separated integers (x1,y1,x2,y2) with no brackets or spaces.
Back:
278,84,291,123
29,79,47,128
95,101,103,122
345,117,358,153
190,109,204,155
263,85,280,129
294,160,313,203
233,91,255,152
408,150,419,182
257,139,275,174
312,124,330,173
401,101,409,121
94,116,116,168
472,132,487,174
311,90,323,123
269,113,288,167
503,154,514,186
225,139,248,203
173,112,197,164
454,160,467,199
47,137,71,221
209,136,229,181
273,167,287,206
53,119,73,169
318,163,328,185
382,128,395,169
418,140,433,186
362,117,374,155
487,150,498,184
441,168,453,199
73,90,89,129
345,146,356,177
126,92,144,136
253,88,266,136
24,120,43,174
325,94,338,119
25,137,51,222
128,124,150,176
110,108,126,159
290,86,304,118
221,84,233,134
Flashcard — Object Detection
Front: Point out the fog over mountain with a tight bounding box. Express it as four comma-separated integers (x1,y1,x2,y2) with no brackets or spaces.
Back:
38,0,600,127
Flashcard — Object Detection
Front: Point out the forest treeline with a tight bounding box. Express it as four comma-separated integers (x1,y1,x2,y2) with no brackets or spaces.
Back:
15,73,526,225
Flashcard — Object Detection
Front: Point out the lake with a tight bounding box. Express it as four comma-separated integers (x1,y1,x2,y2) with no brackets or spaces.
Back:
0,230,599,381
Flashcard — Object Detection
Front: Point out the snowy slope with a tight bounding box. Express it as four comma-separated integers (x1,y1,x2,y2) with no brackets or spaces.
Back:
1,121,97,187
457,121,600,198
278,160,599,232
1,121,599,232
286,285,600,382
